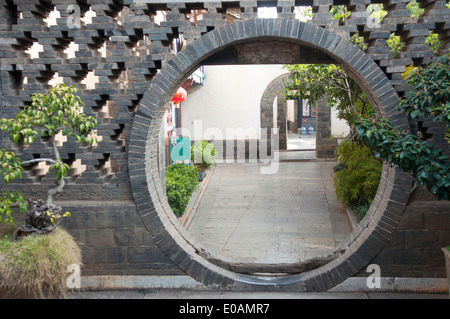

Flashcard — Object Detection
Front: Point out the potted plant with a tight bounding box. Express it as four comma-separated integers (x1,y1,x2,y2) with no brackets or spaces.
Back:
0,84,97,298
443,246,450,296
191,140,215,181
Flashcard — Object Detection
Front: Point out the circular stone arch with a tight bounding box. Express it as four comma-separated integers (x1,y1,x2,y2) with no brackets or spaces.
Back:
128,19,413,291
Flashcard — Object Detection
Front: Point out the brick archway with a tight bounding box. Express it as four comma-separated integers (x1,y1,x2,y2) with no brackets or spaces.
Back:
260,73,291,151
129,19,413,291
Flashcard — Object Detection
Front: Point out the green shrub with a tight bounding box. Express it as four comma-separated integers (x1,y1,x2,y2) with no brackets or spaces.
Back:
330,5,351,24
406,0,424,18
191,140,216,171
353,115,450,200
333,140,382,219
165,163,199,217
425,31,443,54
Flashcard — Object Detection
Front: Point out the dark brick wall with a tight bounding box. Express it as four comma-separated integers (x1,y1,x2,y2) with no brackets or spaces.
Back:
361,187,450,278
316,97,339,158
60,200,184,276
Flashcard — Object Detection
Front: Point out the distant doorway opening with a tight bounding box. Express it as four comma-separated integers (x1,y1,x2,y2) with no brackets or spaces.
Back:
286,98,316,151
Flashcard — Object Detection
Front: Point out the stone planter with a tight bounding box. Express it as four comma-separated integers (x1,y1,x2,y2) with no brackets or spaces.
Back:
443,248,450,297
197,169,207,182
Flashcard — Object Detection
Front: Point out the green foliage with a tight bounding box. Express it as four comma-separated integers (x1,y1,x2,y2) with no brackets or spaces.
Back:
367,4,387,23
283,64,373,126
333,140,382,217
191,140,216,170
1,84,97,147
330,5,351,24
353,115,450,200
386,33,405,58
350,55,450,201
447,1,450,9
0,149,23,184
0,149,27,224
0,191,27,224
399,54,450,142
406,0,424,18
350,31,368,51
295,6,313,22
0,84,98,224
166,163,199,217
48,160,71,181
425,31,443,54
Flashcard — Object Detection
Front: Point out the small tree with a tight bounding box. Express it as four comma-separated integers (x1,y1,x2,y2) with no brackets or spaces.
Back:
284,54,450,201
0,84,97,240
283,64,374,127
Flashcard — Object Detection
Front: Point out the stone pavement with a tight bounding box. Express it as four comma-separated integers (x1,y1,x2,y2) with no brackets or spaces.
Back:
185,155,354,264
287,133,316,150
69,289,448,299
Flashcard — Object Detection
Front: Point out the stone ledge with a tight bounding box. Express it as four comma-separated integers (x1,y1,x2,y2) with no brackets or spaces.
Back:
329,277,448,293
77,275,448,294
80,275,203,291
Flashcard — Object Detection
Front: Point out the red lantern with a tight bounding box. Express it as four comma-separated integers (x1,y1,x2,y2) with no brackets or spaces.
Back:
170,87,187,104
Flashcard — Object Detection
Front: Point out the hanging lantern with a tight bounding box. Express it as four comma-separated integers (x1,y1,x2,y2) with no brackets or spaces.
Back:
170,87,187,106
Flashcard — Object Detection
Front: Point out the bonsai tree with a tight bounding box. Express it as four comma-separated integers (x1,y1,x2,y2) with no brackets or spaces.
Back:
0,84,97,240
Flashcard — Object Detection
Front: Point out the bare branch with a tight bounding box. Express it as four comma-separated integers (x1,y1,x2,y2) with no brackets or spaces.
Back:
21,158,57,166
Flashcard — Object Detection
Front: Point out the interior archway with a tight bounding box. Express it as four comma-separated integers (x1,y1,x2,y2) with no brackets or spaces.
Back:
128,19,413,291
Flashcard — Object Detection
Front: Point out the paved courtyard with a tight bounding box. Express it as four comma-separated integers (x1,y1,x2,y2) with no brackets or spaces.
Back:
186,158,354,264
287,133,316,150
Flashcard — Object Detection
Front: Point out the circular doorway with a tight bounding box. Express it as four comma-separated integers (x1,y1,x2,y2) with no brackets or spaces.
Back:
128,19,412,291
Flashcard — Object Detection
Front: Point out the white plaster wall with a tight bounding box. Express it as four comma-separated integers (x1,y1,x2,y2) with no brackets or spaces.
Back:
287,99,295,122
181,65,288,140
330,107,351,138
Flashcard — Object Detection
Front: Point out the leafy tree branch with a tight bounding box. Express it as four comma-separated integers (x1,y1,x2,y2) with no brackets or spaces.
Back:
399,54,450,141
353,115,450,200
0,84,97,225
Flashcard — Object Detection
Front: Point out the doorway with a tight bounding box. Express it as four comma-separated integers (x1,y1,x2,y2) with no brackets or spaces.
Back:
286,98,316,151
129,19,412,290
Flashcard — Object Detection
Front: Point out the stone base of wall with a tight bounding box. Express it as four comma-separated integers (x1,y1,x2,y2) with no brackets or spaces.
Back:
355,186,450,278
60,201,184,276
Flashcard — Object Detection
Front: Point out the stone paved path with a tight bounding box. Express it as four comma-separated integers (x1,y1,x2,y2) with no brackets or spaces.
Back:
186,159,353,264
